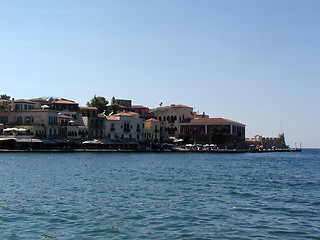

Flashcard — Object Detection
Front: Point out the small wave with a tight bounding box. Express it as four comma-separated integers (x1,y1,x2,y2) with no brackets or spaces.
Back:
232,207,260,213
229,191,257,197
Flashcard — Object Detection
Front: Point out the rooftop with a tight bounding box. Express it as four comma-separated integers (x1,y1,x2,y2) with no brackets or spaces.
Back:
145,118,160,122
132,105,148,109
58,114,73,119
154,104,193,111
106,111,140,120
181,118,245,126
52,98,78,105
79,106,98,110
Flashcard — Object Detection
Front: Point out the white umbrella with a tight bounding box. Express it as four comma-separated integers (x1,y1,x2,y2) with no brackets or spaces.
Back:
3,128,19,132
41,105,50,109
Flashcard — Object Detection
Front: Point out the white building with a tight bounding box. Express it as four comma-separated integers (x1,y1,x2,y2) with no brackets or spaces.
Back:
105,112,143,141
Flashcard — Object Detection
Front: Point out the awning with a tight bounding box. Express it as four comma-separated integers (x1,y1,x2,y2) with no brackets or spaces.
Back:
3,128,27,132
15,138,42,143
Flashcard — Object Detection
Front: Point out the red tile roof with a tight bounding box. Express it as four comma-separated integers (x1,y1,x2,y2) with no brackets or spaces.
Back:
52,98,77,104
145,118,159,122
181,118,245,126
106,111,139,120
79,106,98,110
58,114,73,119
13,99,35,103
115,111,139,117
170,104,193,109
106,116,119,121
132,105,148,109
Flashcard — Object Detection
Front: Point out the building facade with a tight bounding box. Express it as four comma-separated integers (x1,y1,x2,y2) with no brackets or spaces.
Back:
80,107,104,138
179,118,246,148
245,134,288,149
143,118,160,143
105,112,143,141
152,104,194,141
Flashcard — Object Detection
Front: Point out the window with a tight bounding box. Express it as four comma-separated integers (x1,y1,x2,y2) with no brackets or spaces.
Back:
25,116,34,124
0,116,8,124
17,116,22,124
159,117,162,121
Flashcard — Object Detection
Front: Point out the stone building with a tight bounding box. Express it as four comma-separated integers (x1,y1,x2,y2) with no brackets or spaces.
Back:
245,134,288,149
151,104,194,141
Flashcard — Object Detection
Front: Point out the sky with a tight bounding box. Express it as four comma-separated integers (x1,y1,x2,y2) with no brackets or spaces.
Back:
1,0,319,148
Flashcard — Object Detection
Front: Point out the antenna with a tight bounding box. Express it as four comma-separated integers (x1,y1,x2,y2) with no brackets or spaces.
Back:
280,119,283,134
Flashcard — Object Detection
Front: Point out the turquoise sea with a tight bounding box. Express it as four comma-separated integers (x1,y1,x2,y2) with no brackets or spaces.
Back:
0,150,319,239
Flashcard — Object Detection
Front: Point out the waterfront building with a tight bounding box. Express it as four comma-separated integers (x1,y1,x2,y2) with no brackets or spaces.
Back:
151,104,194,141
66,125,89,140
58,114,73,138
5,109,60,138
179,118,246,148
105,112,143,142
79,107,104,138
143,118,160,143
0,110,9,125
245,134,288,149
50,98,79,120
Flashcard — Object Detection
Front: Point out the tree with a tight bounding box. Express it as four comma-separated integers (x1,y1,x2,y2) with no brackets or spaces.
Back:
209,125,227,146
0,104,10,110
87,95,109,114
111,103,119,114
0,94,10,100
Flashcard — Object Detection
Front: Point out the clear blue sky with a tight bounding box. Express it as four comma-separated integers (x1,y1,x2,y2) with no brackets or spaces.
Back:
1,0,319,148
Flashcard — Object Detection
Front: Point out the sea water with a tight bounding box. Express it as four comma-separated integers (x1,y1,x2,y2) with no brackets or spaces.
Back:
0,150,319,239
